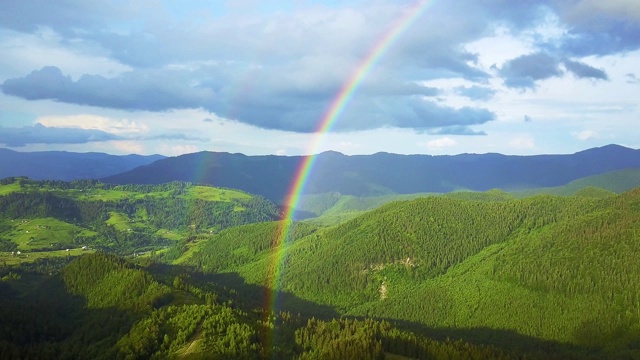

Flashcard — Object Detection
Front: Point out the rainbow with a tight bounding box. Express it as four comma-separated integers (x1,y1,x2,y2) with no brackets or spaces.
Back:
262,0,433,346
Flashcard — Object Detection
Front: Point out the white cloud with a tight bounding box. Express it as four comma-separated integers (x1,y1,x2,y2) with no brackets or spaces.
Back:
37,114,149,134
425,137,457,149
158,144,199,156
107,140,145,155
0,28,131,80
508,136,535,149
574,130,598,140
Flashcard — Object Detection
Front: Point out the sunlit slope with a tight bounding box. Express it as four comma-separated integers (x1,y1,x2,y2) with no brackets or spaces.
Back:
0,179,280,256
356,188,640,348
513,168,640,197
295,169,632,225
298,166,637,221
186,188,640,350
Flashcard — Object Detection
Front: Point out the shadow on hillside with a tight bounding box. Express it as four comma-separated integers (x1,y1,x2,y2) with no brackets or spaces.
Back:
0,273,141,359
147,263,339,319
368,316,607,359
135,262,630,358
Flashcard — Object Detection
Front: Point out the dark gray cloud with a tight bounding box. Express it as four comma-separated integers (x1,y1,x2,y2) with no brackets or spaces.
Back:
563,60,608,80
2,65,493,134
1,66,211,111
0,123,208,147
455,86,496,101
554,15,640,57
381,99,495,131
498,53,610,88
0,124,121,147
499,52,563,88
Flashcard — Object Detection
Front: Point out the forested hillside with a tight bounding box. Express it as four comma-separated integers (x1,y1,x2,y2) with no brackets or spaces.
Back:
181,187,640,357
0,253,526,359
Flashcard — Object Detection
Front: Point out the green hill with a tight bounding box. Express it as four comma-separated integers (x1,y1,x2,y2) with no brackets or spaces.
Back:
296,192,437,226
183,187,640,356
298,168,639,225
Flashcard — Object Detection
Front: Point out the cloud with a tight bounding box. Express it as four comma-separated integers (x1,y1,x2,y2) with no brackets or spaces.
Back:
0,115,207,147
425,137,457,149
563,59,608,80
498,53,609,87
508,136,535,149
574,130,598,140
2,0,638,145
455,86,496,101
524,115,532,122
626,73,640,84
0,123,121,147
429,126,487,136
2,65,495,134
401,100,495,129
38,114,149,134
146,133,208,142
547,1,640,57
1,66,212,111
0,0,119,35
108,140,145,155
158,144,199,156
499,52,563,88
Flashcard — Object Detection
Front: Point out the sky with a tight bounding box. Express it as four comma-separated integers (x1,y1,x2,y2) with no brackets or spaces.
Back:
0,0,639,157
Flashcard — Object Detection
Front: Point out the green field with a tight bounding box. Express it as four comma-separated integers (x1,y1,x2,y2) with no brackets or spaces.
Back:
182,185,251,201
0,247,95,266
156,229,183,241
106,211,152,233
0,182,21,196
1,218,96,251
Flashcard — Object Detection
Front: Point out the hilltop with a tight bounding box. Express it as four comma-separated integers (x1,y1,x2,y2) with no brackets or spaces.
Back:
0,148,164,180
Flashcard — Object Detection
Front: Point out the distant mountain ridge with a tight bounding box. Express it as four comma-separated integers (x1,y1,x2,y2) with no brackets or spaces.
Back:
103,144,640,203
0,148,165,181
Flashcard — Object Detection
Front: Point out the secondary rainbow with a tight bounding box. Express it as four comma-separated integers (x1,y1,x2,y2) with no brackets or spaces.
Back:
263,0,433,326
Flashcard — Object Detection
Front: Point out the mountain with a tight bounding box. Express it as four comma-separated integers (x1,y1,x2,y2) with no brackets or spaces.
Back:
102,144,640,204
0,148,165,180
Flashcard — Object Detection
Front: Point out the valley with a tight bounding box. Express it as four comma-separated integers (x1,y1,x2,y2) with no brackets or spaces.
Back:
1,162,640,358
